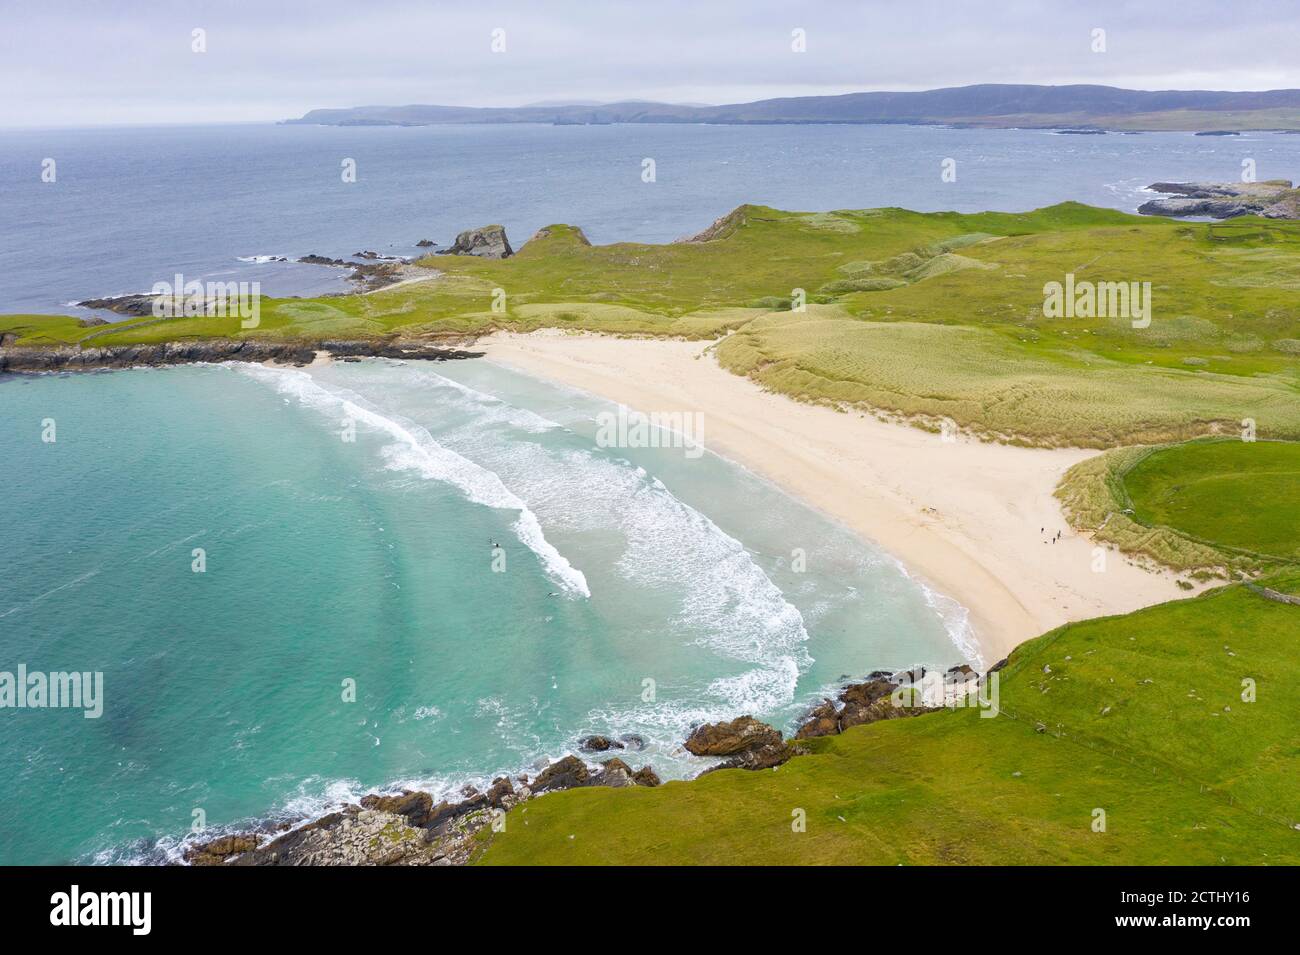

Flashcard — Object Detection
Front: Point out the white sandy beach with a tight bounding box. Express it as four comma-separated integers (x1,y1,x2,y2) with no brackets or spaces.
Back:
478,330,1198,666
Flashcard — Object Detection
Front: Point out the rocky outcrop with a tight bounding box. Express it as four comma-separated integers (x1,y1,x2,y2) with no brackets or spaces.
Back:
792,664,990,739
75,294,162,317
440,224,513,258
527,225,591,246
198,751,659,866
578,735,623,752
359,789,434,826
0,338,483,373
1138,180,1299,219
531,755,591,792
631,765,662,787
183,834,261,866
673,206,750,243
684,715,789,770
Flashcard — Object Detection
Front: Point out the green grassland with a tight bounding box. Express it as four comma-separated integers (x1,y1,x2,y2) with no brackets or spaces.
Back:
1058,438,1300,574
5,202,1299,447
476,575,1299,865
1124,440,1300,562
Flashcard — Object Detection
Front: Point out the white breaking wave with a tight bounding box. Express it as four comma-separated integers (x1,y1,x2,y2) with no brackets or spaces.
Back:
412,369,563,434
233,363,590,598
441,427,813,717
318,361,813,719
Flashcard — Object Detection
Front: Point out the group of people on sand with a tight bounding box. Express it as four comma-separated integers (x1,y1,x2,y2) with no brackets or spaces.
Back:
1041,526,1064,544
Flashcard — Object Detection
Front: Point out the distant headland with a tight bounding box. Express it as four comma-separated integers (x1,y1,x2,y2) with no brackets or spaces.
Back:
284,83,1300,132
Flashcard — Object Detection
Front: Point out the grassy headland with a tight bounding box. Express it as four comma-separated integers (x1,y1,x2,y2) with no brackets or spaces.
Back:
7,202,1298,448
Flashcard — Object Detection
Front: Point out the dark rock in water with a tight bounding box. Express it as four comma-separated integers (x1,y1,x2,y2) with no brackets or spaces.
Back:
685,716,788,771
298,254,349,266
184,834,260,866
600,757,633,775
619,734,646,750
1138,179,1299,219
531,755,591,792
579,734,624,752
75,294,160,317
1137,196,1250,218
415,238,436,248
631,766,662,787
1195,130,1240,136
440,224,513,259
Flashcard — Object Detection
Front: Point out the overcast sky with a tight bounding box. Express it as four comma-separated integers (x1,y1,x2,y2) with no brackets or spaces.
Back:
5,0,1300,127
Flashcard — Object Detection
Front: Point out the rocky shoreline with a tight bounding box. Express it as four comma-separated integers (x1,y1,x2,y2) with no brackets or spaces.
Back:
0,337,483,373
1137,179,1300,219
182,662,990,866
69,224,517,320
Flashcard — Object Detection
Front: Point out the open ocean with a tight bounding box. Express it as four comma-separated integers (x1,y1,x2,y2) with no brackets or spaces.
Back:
2,122,1298,863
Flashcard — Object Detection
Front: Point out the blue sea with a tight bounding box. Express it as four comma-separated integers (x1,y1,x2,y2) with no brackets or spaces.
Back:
2,122,1298,864
3,122,1299,315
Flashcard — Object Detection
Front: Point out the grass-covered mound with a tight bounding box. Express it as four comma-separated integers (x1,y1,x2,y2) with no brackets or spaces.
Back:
475,578,1300,865
1124,440,1300,562
6,202,1299,446
1058,438,1300,574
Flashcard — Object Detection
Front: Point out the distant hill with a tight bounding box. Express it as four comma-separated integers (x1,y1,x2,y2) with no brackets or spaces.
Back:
285,84,1300,131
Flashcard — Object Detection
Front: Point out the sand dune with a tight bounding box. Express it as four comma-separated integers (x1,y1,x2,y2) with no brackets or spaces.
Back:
478,330,1200,666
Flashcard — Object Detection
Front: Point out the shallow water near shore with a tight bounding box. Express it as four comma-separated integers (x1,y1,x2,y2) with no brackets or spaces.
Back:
0,359,968,864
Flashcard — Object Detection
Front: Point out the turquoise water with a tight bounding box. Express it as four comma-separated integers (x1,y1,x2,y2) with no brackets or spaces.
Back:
0,359,970,864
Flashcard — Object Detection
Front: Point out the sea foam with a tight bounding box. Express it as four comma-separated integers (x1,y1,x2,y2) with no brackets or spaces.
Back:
234,364,590,597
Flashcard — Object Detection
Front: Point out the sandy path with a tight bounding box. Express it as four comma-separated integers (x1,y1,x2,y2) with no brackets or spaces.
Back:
477,330,1196,666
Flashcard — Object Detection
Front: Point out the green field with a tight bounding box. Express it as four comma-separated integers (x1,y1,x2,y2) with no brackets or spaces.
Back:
1058,438,1300,574
476,575,1300,865
1124,440,1300,562
6,202,1300,447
